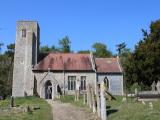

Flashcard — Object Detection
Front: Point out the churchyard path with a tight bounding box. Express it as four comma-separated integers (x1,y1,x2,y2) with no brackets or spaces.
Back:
47,100,99,120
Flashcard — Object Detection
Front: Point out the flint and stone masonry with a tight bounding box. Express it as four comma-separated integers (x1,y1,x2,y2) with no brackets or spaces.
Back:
12,21,39,97
12,21,124,98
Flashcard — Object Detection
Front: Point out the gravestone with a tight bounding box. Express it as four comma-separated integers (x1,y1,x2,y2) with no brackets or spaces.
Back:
149,102,153,110
151,81,156,91
156,81,160,92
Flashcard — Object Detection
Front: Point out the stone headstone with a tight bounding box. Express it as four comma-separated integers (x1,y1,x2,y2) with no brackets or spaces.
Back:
149,102,153,110
151,81,156,91
156,81,160,92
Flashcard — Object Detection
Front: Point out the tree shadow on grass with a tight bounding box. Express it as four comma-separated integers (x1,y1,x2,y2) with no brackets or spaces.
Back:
107,109,118,116
106,105,111,109
105,106,118,116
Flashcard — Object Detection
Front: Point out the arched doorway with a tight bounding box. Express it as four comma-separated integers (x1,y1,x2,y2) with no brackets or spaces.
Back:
45,80,52,99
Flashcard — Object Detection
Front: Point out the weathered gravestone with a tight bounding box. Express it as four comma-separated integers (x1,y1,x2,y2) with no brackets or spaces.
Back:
151,81,156,91
156,81,160,92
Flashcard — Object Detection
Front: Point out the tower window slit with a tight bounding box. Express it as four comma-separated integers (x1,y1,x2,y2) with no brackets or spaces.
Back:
22,29,26,38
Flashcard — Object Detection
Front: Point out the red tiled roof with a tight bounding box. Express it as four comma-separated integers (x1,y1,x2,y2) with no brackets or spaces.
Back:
34,53,93,71
95,58,122,73
34,53,123,73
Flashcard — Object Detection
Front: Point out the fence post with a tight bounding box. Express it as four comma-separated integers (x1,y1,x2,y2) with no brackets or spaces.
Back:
91,86,96,113
100,81,107,120
87,84,92,108
83,91,86,105
96,84,101,117
87,85,89,105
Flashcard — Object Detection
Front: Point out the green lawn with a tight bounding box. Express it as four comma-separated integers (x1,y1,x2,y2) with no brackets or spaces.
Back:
107,96,160,120
0,96,52,120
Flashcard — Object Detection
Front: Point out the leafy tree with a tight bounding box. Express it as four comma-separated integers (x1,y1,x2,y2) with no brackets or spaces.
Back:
5,43,15,57
0,43,15,98
92,42,112,57
59,36,71,53
116,42,126,55
39,45,60,61
77,50,90,54
124,19,160,90
40,45,60,53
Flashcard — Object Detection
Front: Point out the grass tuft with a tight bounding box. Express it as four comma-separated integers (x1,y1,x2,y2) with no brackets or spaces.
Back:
107,96,160,120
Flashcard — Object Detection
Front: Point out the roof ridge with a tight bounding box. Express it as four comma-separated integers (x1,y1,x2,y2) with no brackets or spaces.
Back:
96,57,117,59
48,53,90,55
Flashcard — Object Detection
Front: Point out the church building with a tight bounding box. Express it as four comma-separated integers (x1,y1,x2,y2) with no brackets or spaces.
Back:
12,21,124,99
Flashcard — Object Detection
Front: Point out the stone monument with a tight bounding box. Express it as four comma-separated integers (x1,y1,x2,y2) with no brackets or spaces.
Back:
151,81,156,91
156,81,160,92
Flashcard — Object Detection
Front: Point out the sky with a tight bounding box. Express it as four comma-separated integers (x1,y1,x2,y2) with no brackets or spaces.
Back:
0,0,160,54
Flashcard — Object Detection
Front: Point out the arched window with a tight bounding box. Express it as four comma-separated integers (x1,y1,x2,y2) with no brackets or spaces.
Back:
104,77,109,90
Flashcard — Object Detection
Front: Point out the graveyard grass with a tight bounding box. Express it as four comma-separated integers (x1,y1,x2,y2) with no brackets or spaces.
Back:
60,95,160,120
0,96,52,120
107,96,160,120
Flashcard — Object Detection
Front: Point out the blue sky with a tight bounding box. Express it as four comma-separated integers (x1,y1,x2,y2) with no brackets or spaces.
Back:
0,0,160,54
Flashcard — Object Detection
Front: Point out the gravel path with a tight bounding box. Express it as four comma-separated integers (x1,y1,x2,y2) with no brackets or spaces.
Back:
47,100,99,120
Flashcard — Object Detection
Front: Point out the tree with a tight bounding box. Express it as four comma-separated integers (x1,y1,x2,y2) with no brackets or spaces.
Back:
92,42,112,57
59,36,71,53
116,42,126,55
0,42,3,54
40,45,59,53
124,19,160,90
77,50,90,54
5,43,15,57
39,45,60,61
0,43,15,98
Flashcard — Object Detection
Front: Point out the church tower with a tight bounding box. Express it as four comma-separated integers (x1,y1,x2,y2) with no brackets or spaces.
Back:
12,21,40,97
